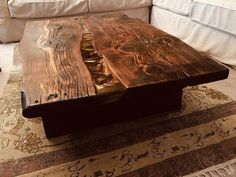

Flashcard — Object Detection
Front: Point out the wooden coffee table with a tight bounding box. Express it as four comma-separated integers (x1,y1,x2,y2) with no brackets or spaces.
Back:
19,14,228,137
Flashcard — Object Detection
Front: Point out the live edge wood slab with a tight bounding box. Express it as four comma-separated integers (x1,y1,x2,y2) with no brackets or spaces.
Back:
19,14,228,137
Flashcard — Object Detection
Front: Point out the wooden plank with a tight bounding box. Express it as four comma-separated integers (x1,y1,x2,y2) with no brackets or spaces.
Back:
77,18,124,97
20,17,126,118
20,19,97,116
81,14,228,88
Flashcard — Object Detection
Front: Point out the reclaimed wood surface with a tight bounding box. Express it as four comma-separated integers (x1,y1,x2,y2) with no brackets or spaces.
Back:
82,14,228,88
20,18,124,117
20,20,96,103
20,14,229,118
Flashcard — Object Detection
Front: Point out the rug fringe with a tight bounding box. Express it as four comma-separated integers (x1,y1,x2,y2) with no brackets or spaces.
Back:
184,158,236,177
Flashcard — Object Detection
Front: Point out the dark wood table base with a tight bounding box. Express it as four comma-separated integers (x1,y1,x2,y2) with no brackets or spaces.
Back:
42,85,183,138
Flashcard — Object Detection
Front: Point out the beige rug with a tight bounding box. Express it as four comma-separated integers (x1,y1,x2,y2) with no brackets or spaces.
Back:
0,43,15,97
0,66,236,177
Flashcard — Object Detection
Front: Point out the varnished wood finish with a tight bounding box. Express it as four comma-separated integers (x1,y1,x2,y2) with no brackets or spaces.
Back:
20,20,95,115
20,14,228,122
20,18,124,117
82,14,228,88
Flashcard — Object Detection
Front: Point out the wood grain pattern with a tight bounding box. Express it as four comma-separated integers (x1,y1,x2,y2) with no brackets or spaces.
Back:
78,18,124,96
20,14,229,119
20,19,97,117
82,14,228,88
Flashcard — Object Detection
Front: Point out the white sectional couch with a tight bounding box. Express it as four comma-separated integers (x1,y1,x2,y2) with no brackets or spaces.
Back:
151,0,236,67
0,0,151,43
0,0,235,67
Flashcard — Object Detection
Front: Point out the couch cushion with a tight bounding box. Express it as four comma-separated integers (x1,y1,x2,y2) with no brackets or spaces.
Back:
110,7,150,23
190,0,236,35
152,0,192,15
8,0,88,18
0,18,28,43
88,0,152,13
151,5,236,67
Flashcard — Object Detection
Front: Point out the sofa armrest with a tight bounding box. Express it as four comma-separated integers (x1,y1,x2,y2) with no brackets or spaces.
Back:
88,0,152,13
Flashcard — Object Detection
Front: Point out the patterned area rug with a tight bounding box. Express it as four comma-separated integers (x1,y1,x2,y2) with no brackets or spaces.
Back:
0,67,236,177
